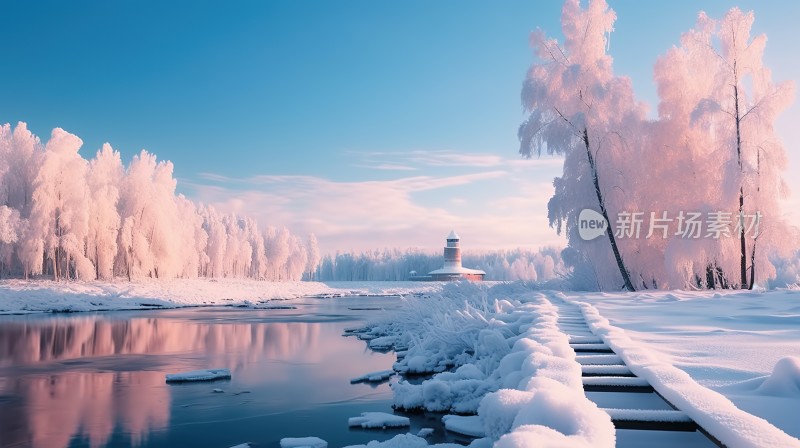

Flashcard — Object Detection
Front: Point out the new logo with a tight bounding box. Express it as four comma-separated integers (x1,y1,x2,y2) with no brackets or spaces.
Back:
578,209,607,241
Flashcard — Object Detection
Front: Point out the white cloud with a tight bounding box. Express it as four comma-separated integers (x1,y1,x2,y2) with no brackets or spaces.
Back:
186,168,565,254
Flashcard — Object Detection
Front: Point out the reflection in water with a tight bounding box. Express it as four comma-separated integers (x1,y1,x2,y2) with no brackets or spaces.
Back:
0,314,321,367
0,307,385,448
11,371,168,448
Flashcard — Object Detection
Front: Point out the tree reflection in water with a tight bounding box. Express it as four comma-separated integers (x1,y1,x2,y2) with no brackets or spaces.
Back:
0,308,390,448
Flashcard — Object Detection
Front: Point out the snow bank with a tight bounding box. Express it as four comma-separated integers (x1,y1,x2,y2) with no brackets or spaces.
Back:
165,368,231,383
347,412,410,429
756,356,800,397
0,278,441,314
576,299,800,448
358,282,615,447
280,437,328,448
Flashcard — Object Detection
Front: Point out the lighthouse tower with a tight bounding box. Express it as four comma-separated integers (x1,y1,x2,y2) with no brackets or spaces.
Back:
443,230,462,270
426,230,485,281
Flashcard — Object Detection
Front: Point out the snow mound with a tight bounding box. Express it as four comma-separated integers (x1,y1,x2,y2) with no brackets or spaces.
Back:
165,368,231,383
348,412,410,429
756,356,800,397
280,437,327,448
341,433,428,448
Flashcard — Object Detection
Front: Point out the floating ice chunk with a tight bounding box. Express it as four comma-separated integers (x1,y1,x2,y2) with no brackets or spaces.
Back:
416,428,434,438
756,356,800,397
280,436,328,448
165,368,231,383
442,414,485,437
350,370,396,384
348,412,410,429
212,388,225,393
341,433,428,448
228,444,253,448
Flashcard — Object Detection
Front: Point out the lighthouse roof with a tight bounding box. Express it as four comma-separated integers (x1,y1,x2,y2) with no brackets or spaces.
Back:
447,230,460,240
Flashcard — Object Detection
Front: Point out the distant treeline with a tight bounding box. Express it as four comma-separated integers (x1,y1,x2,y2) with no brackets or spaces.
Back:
314,247,564,281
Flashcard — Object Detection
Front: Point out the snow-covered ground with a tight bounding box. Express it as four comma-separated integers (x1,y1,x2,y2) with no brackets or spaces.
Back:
0,278,445,314
347,282,800,447
569,289,800,440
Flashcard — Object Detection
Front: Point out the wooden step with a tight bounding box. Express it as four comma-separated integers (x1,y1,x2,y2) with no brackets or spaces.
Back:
576,354,624,365
570,343,613,353
582,364,635,377
602,408,697,431
582,376,653,392
568,335,604,344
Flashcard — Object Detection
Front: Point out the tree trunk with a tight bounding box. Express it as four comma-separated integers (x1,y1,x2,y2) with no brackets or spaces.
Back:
583,128,635,292
734,64,748,289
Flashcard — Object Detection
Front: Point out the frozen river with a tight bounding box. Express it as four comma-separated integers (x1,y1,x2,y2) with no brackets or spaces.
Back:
0,296,450,448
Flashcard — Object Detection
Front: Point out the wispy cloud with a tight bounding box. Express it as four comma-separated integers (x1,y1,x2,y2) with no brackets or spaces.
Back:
355,163,418,171
185,168,564,253
348,149,564,171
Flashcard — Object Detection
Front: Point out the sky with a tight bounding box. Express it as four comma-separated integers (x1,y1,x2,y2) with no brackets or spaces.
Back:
1,0,798,254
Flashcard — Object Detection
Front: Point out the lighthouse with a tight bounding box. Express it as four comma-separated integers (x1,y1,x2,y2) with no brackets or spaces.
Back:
426,230,486,281
443,230,462,270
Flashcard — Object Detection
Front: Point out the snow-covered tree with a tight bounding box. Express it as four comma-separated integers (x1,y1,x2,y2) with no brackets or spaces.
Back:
519,2,796,290
87,144,123,279
671,8,794,288
306,233,320,280
0,122,314,282
29,129,94,280
518,0,644,291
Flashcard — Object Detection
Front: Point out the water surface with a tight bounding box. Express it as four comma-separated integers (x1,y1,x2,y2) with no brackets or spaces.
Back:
0,296,445,448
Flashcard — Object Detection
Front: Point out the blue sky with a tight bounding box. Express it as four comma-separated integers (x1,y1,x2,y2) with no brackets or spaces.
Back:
1,1,798,253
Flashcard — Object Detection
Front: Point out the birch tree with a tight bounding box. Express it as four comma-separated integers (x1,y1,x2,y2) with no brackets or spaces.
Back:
518,0,644,291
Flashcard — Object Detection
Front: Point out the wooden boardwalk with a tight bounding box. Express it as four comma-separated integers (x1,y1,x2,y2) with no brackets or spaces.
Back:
555,301,725,447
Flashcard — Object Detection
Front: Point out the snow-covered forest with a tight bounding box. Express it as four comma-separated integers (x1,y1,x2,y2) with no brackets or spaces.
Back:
0,124,320,281
519,1,798,290
314,247,564,282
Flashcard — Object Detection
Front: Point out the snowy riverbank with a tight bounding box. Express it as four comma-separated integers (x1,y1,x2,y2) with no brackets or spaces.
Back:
0,278,446,314
343,282,800,447
3,278,799,446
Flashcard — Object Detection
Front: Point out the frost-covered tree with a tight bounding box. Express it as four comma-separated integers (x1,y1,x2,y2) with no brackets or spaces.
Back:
29,129,94,280
0,206,21,277
674,8,794,288
306,233,320,281
518,0,644,291
520,2,796,290
265,226,291,280
0,122,314,282
87,144,123,279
